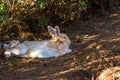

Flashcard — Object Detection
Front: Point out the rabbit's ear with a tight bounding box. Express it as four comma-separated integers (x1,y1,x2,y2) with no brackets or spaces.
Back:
54,26,60,37
47,26,55,36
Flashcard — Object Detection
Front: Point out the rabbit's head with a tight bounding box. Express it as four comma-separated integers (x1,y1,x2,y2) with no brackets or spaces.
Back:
48,26,71,54
48,26,71,46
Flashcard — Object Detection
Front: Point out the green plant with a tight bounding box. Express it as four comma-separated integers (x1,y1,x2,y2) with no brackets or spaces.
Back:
19,37,27,43
0,3,7,13
36,0,47,9
0,0,88,40
80,0,87,7
0,16,9,26
0,2,9,26
43,0,87,25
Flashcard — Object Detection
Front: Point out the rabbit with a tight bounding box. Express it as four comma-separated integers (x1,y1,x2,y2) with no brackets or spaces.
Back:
4,26,72,58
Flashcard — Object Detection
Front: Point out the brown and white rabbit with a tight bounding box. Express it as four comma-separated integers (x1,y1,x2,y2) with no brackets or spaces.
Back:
4,26,72,58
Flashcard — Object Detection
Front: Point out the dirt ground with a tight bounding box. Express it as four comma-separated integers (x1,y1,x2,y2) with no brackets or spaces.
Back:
0,11,120,80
